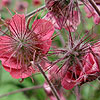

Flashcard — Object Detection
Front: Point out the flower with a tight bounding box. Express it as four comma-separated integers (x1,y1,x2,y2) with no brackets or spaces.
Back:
48,28,100,90
61,53,100,90
44,82,66,100
16,1,28,12
64,11,80,32
43,65,66,100
1,0,11,6
32,0,41,6
44,0,80,32
0,14,54,79
84,2,100,24
92,41,100,56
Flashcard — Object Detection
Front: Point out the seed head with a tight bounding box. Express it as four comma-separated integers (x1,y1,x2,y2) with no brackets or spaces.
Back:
0,14,54,79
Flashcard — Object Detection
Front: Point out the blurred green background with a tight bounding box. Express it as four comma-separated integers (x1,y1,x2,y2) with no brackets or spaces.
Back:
0,0,100,100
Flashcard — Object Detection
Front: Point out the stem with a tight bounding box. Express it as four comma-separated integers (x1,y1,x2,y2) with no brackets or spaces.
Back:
37,64,61,100
88,0,100,16
25,5,46,18
68,29,73,48
4,5,46,32
0,85,43,98
0,28,8,35
75,86,81,100
55,30,66,47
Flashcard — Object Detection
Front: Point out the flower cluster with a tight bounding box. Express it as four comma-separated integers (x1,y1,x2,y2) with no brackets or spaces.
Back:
44,0,80,32
44,0,100,90
0,0,100,99
44,65,66,100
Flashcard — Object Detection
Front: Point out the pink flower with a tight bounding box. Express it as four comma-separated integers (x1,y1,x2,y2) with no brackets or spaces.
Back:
1,0,11,6
44,82,66,100
61,53,100,90
44,65,66,100
32,0,41,6
64,11,80,32
44,0,80,32
43,12,63,30
16,1,28,12
84,3,100,24
92,41,100,55
44,11,80,32
0,14,54,79
48,30,99,90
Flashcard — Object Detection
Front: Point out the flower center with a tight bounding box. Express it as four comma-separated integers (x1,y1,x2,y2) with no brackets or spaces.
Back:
11,34,41,67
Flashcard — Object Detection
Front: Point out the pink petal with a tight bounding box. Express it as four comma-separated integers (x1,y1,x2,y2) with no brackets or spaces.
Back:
43,12,62,30
0,57,21,69
37,38,52,54
61,72,76,90
32,19,54,40
83,53,99,74
9,14,26,36
32,19,54,54
10,66,35,79
65,11,80,32
0,36,11,54
84,5,94,18
0,56,35,79
92,41,100,55
39,59,50,70
3,66,11,72
93,14,100,24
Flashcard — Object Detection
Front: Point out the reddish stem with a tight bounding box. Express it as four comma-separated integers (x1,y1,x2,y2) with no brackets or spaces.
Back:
88,0,100,16
37,64,61,100
25,5,45,18
75,86,81,100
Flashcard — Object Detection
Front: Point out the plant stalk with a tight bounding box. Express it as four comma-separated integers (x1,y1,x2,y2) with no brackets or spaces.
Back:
25,5,46,18
0,85,43,98
37,64,61,100
88,0,100,16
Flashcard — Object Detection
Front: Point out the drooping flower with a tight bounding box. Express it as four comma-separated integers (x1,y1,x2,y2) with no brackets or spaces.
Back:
44,0,80,32
61,37,100,90
16,1,28,12
48,28,100,90
61,53,100,90
44,65,66,100
84,1,100,24
0,14,54,79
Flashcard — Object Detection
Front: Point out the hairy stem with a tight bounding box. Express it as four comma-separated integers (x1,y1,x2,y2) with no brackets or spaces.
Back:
55,29,66,47
0,85,43,98
26,5,46,18
75,86,81,100
37,64,61,100
88,0,100,16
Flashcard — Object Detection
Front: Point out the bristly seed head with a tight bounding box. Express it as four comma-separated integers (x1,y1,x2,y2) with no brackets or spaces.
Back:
9,30,41,66
49,31,93,77
0,14,54,69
